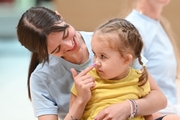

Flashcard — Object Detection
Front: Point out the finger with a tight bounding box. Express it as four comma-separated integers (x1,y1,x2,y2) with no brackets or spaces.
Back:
81,77,95,84
78,63,95,76
80,82,96,92
70,68,78,79
95,110,106,120
78,74,94,81
86,82,96,89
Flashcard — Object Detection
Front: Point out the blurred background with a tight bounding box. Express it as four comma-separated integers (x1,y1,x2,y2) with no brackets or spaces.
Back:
0,0,54,120
0,0,179,120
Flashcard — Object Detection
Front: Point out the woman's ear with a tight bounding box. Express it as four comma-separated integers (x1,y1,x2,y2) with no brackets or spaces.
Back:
124,54,133,65
55,11,63,18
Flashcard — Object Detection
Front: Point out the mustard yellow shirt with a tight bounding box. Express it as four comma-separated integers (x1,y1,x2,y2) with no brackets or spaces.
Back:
71,68,150,120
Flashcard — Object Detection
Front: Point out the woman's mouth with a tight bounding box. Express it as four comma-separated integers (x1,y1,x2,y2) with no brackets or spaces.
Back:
68,38,77,52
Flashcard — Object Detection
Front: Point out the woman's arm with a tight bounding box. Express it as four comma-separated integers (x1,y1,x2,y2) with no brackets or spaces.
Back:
37,65,95,120
135,72,167,115
38,115,58,120
37,94,87,120
94,72,167,120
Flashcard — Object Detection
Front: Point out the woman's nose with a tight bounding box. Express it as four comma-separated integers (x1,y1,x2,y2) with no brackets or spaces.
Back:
62,39,73,48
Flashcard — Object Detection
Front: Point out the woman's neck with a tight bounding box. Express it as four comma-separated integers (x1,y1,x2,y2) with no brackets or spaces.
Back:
135,0,163,20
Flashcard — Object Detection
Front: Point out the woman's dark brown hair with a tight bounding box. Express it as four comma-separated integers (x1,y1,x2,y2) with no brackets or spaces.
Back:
16,7,69,100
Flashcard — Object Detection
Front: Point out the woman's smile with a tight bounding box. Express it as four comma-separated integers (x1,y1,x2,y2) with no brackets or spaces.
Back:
67,38,77,52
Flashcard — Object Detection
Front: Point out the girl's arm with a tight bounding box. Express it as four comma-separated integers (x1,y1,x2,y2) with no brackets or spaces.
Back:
94,72,167,120
64,65,95,120
64,93,87,120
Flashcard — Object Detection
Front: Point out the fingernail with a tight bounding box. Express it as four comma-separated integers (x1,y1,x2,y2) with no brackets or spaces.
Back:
92,63,96,66
94,117,97,120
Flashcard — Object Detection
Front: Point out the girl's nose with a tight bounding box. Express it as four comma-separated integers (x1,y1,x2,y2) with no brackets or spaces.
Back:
94,58,101,66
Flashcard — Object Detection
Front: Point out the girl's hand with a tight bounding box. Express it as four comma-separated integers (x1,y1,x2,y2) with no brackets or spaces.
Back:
94,101,131,120
71,64,96,103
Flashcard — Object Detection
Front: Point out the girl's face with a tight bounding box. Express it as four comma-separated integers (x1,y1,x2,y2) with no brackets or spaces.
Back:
91,33,131,80
47,21,81,57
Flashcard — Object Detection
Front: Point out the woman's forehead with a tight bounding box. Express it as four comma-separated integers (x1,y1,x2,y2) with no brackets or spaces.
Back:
57,21,67,26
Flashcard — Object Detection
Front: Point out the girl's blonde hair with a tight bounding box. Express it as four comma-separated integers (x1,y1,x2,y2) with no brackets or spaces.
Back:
94,18,148,86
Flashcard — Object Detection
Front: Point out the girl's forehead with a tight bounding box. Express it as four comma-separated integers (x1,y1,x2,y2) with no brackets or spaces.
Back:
93,32,119,43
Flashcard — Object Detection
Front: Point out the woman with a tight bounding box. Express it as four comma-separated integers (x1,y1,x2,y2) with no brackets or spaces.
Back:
17,7,167,120
125,0,180,105
124,0,180,118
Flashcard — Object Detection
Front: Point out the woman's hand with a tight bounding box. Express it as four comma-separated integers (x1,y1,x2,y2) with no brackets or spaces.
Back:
71,64,96,103
94,101,131,120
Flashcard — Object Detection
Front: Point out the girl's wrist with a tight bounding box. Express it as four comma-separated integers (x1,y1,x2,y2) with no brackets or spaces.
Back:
76,96,89,106
126,99,138,119
68,97,87,120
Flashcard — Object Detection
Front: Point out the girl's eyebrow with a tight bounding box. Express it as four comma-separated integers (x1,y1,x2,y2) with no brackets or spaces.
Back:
50,45,60,54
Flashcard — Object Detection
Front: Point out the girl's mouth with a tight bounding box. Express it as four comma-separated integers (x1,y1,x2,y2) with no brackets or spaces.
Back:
97,69,103,73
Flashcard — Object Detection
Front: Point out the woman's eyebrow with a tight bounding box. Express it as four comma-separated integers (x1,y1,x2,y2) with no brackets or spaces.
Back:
63,24,69,39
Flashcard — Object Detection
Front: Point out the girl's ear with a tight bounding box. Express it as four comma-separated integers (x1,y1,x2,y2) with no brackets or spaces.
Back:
124,54,133,65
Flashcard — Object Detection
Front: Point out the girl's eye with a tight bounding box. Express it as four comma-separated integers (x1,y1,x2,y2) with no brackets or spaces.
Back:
101,55,106,59
92,51,96,57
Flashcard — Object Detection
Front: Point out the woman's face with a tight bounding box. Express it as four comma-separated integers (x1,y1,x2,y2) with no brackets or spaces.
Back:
47,21,81,57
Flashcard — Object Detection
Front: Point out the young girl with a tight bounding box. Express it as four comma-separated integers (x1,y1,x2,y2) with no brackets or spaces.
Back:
70,18,152,120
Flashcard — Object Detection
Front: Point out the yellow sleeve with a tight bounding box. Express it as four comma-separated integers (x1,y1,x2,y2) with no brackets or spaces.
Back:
71,84,78,96
136,69,151,97
140,80,151,97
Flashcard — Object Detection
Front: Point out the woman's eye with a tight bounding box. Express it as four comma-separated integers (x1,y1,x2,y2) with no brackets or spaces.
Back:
63,24,69,39
55,46,60,53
